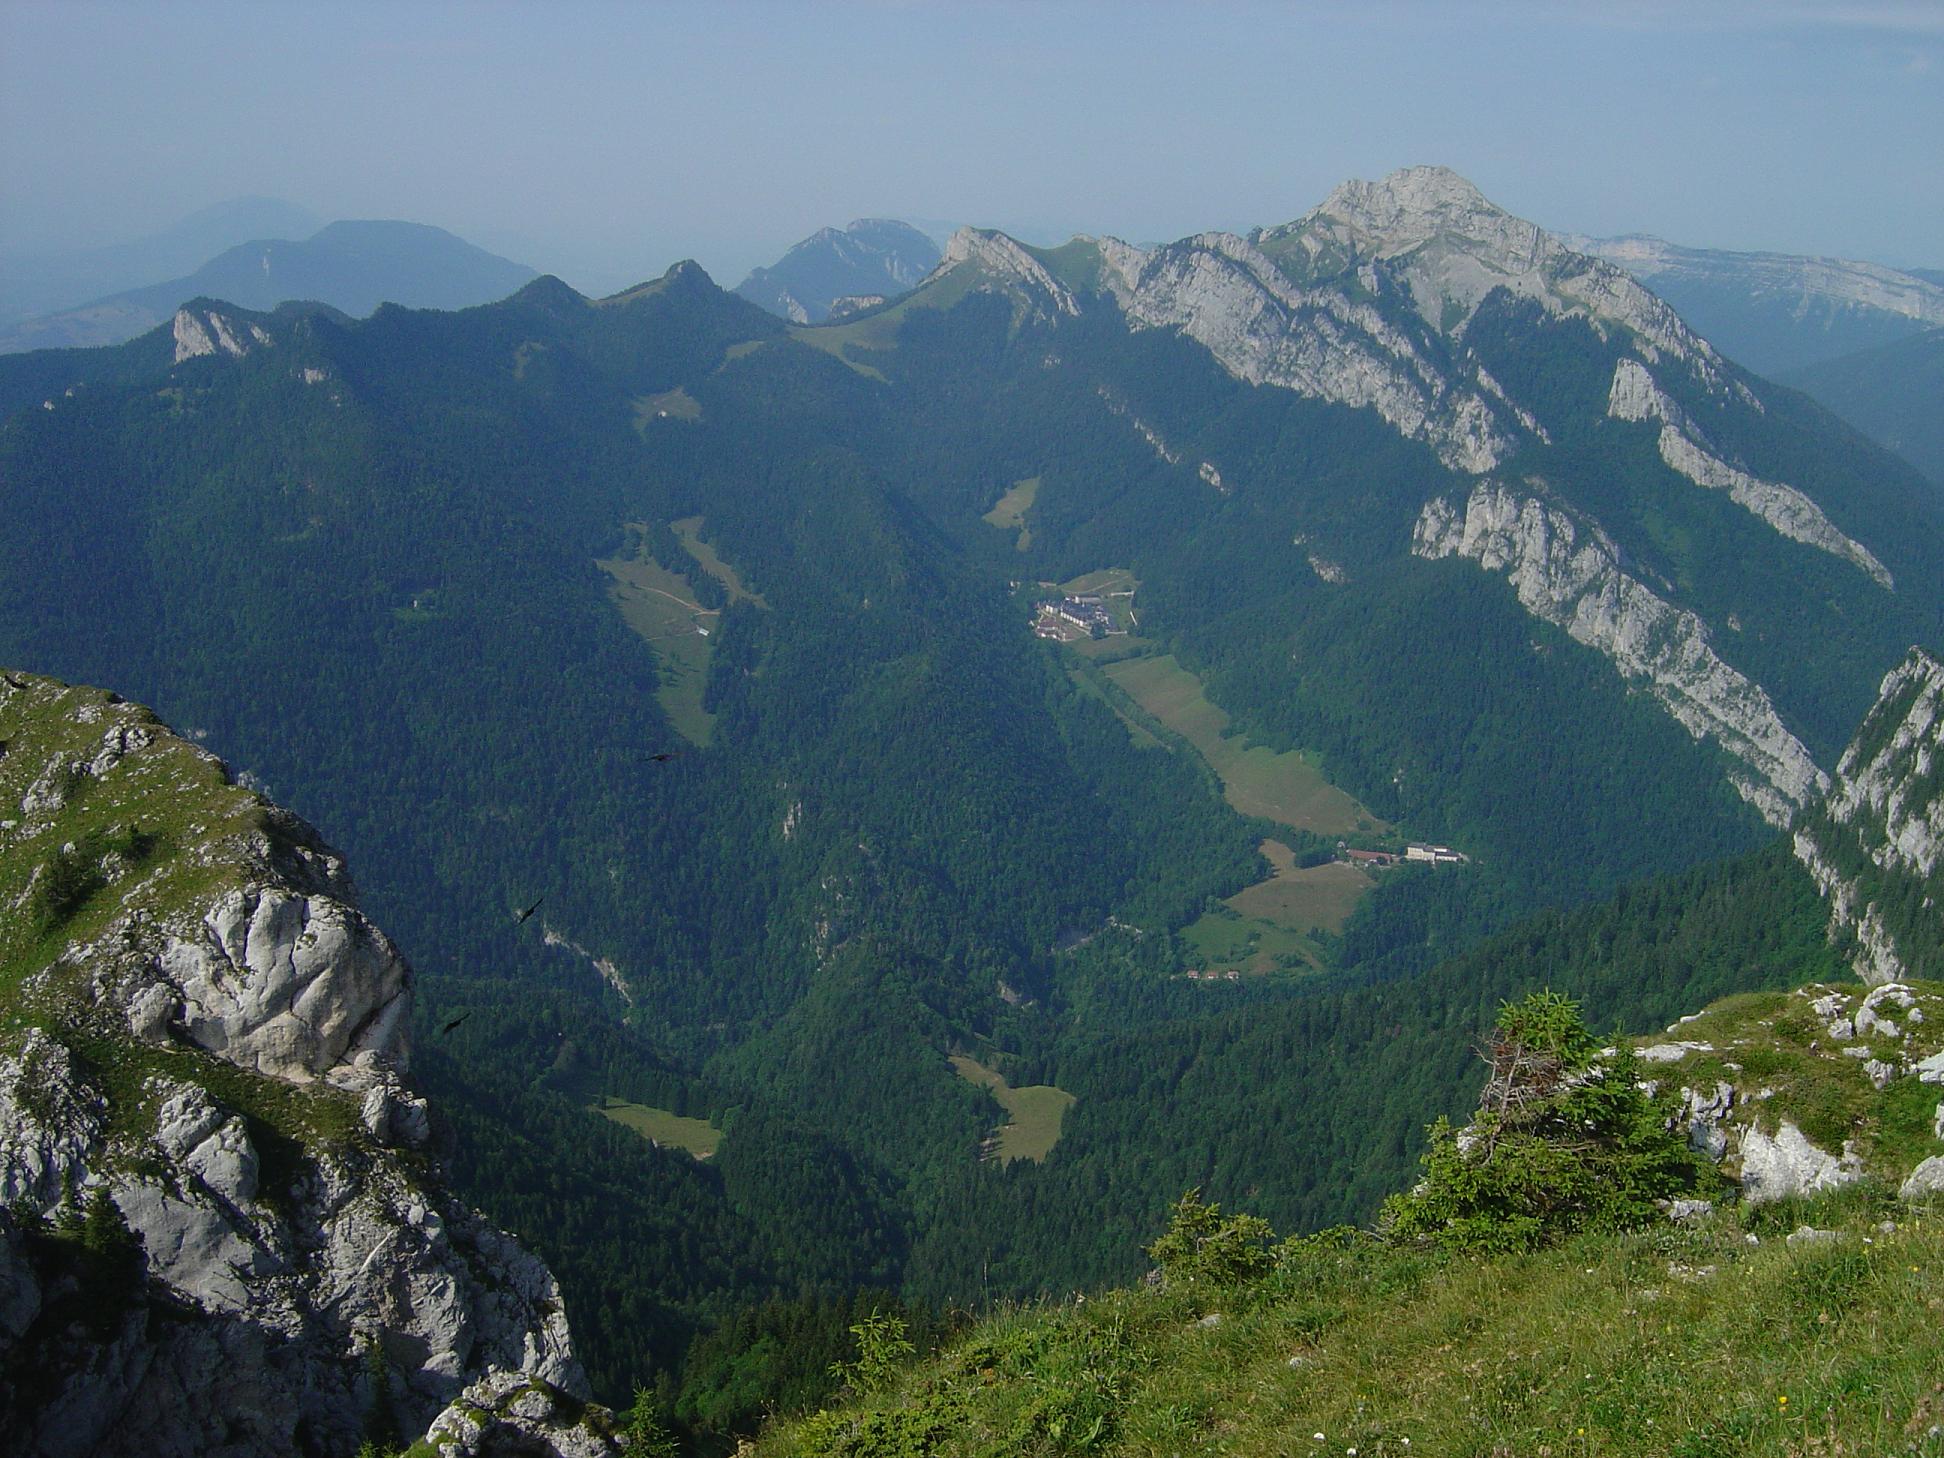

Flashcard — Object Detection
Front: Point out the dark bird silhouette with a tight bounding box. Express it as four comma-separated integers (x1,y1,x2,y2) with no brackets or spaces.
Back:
2,673,24,690
440,1012,472,1036
649,750,684,762
515,894,545,925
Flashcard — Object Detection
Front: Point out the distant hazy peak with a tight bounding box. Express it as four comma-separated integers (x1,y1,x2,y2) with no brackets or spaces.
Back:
736,218,942,324
1569,233,1944,327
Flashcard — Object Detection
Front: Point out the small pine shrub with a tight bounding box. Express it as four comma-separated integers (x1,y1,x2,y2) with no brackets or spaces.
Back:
829,1312,916,1396
1146,1188,1275,1286
618,1386,681,1456
1381,989,1715,1251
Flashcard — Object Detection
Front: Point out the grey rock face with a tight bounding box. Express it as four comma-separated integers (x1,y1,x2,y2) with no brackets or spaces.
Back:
1901,1155,1944,1201
1738,1121,1863,1206
171,305,270,364
421,1371,620,1457
1411,482,1826,823
1793,648,1944,985
155,883,412,1084
0,674,594,1457
932,227,1080,322
1091,227,1518,473
1606,358,1890,587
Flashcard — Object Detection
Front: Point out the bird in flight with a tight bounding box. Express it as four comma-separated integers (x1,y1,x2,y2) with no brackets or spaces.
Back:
649,750,684,763
440,1012,472,1036
515,894,545,925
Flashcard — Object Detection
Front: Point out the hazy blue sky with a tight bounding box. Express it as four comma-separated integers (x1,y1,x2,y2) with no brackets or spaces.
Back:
3,0,1939,293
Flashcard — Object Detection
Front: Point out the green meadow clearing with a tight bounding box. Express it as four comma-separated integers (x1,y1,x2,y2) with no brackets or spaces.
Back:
948,1055,1077,1164
631,385,701,429
1178,839,1376,978
594,1096,721,1159
597,517,765,745
1226,839,1373,933
982,475,1039,550
673,516,766,606
595,548,718,745
1101,653,1376,837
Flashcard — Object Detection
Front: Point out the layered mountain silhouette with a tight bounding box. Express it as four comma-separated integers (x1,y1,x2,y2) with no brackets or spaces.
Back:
0,219,536,353
735,217,941,323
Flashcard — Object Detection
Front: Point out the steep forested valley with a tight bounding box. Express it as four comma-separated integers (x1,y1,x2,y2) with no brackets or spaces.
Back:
3,169,1942,1453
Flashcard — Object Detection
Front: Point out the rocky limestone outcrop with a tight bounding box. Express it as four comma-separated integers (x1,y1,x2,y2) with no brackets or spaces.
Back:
1606,358,1890,586
1264,166,1754,401
1793,648,1944,985
1651,982,1944,1208
1411,482,1827,823
0,673,599,1457
420,1372,620,1458
927,228,1079,322
920,169,1807,481
1090,226,1519,473
1738,1121,1864,1204
172,305,271,365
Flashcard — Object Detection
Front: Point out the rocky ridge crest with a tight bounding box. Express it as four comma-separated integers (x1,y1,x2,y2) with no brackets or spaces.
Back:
0,673,611,1457
1410,482,1827,823
1793,647,1944,985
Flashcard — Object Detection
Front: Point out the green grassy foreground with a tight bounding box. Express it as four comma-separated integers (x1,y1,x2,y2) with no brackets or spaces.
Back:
755,1195,1944,1458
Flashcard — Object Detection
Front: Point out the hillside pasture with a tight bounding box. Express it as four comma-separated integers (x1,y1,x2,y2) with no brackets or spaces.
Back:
1101,654,1378,836
594,1097,721,1159
595,548,718,745
948,1055,1076,1164
673,516,766,605
983,476,1039,550
1226,840,1373,934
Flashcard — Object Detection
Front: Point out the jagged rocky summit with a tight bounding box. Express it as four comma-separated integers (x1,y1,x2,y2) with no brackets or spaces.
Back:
930,164,1917,827
735,217,942,324
0,673,615,1457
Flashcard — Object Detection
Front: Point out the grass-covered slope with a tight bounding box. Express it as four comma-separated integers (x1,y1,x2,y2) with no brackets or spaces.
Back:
760,1211,1944,1458
754,981,1944,1458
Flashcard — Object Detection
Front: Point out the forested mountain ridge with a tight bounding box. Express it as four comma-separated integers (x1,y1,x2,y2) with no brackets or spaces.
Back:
0,166,1939,1426
893,166,1942,821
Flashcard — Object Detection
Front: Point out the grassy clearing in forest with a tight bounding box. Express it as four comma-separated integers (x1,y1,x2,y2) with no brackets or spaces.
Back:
673,517,766,606
1100,654,1376,837
948,1055,1077,1165
595,551,717,746
1226,841,1373,934
982,476,1039,550
594,1097,721,1159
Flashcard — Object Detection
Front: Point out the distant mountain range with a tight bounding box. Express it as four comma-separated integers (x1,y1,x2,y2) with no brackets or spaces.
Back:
734,218,941,323
0,219,537,354
0,195,321,325
1569,233,1944,376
